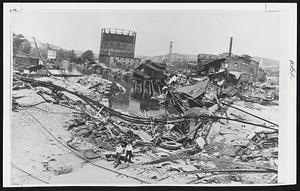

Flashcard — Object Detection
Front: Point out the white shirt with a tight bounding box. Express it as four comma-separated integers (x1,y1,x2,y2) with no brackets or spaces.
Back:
125,144,133,152
116,146,124,154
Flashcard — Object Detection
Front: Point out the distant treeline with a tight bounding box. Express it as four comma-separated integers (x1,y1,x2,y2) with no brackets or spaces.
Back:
13,33,96,65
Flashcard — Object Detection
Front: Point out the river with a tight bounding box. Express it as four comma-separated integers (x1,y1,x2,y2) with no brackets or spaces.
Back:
109,85,166,117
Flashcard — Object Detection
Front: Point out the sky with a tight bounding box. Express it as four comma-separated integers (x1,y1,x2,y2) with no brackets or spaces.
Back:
13,10,280,60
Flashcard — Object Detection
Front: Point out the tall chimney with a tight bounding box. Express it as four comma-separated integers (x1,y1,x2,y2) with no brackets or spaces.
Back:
229,37,233,57
169,41,173,62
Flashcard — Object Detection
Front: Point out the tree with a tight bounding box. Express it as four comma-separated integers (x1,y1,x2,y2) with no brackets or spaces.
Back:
22,40,32,54
81,50,94,62
55,49,66,62
67,49,77,63
67,63,73,72
30,47,47,60
13,33,31,55
13,34,25,54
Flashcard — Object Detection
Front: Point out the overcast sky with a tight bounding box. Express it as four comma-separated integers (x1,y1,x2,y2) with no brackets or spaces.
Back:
13,10,280,60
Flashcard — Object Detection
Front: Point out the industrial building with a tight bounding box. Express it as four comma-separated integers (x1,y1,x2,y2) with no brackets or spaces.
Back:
99,28,141,70
197,37,260,84
221,54,259,83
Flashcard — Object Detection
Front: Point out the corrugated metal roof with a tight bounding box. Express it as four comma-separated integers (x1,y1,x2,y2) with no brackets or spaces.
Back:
175,77,209,99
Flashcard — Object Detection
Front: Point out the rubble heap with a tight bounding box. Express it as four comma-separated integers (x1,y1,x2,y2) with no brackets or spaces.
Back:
12,72,279,184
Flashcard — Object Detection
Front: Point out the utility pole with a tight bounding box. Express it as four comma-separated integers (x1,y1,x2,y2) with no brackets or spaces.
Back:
32,37,51,76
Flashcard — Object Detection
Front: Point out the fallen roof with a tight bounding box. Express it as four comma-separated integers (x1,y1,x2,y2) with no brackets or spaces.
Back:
175,77,210,99
144,62,165,73
202,58,226,66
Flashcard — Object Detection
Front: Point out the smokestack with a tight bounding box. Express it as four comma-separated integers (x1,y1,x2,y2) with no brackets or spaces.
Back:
229,37,233,57
169,41,173,62
169,41,173,55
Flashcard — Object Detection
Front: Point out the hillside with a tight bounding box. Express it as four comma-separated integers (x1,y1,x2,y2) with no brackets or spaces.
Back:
22,35,83,57
17,34,280,67
25,36,64,51
146,53,197,63
252,56,280,68
143,53,280,68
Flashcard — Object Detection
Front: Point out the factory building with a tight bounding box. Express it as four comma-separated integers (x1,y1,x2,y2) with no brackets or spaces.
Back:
197,37,260,84
220,54,259,83
99,28,141,70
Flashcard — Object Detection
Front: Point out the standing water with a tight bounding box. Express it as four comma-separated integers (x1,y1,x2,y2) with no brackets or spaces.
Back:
109,86,166,117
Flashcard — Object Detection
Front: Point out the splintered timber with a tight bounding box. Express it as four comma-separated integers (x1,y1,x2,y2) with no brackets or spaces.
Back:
11,28,279,185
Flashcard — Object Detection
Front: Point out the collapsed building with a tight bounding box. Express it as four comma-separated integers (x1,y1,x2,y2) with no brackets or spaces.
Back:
132,60,167,98
195,38,263,88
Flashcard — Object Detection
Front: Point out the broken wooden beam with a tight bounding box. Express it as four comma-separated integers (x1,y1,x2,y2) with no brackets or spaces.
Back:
220,101,279,127
143,155,278,173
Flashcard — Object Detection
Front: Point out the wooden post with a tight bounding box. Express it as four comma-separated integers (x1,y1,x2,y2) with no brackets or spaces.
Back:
148,80,152,97
150,80,155,96
133,81,136,92
139,83,142,94
141,81,145,96
135,83,139,94
158,84,161,95
138,83,142,94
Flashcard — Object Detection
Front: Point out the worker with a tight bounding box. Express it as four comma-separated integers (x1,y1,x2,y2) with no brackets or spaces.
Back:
125,141,133,163
114,143,124,168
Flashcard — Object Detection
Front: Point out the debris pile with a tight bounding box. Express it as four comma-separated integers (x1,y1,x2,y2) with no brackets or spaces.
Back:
12,70,279,184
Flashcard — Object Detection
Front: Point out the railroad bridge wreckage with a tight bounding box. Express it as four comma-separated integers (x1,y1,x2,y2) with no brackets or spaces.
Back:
11,32,279,183
12,36,279,182
13,70,279,179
